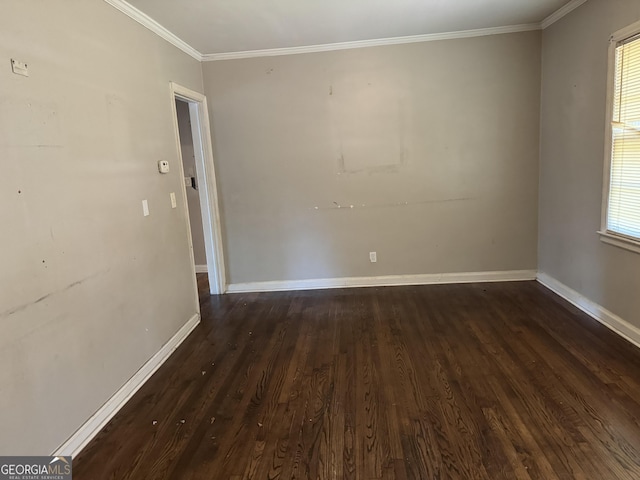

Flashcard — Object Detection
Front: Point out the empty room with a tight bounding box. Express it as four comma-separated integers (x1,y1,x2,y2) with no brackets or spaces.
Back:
3,0,640,478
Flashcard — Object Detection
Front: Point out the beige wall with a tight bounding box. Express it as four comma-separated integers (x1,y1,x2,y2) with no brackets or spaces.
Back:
539,0,640,328
203,32,541,285
0,1,203,454
176,100,208,266
6,0,620,457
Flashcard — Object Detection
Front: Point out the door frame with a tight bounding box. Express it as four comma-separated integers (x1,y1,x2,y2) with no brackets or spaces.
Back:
170,82,226,295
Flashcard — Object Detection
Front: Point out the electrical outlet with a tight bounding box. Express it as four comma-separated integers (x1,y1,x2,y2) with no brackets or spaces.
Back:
369,251,377,263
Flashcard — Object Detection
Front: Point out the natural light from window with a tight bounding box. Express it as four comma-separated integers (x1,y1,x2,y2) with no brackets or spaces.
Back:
607,34,640,242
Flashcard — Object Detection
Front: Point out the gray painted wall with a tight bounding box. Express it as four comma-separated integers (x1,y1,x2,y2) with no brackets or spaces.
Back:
203,32,542,285
11,0,637,459
176,100,208,266
0,0,203,454
539,0,640,328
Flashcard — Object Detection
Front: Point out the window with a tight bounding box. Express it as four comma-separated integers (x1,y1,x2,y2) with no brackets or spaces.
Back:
601,24,640,253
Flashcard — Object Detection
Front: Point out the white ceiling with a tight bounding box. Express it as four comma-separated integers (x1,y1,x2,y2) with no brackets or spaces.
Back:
123,0,578,56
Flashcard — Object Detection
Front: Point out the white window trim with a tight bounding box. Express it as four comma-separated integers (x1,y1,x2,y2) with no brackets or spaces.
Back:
598,230,640,254
599,19,640,254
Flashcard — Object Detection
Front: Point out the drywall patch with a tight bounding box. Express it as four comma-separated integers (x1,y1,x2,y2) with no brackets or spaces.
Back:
310,197,472,211
328,73,411,174
337,149,408,174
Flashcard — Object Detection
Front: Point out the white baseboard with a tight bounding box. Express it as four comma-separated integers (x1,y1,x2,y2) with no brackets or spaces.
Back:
52,313,201,458
537,272,640,349
195,264,208,274
226,269,537,293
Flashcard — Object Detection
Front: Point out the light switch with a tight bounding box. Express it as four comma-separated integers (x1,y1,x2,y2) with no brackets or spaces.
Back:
170,192,177,209
142,199,149,216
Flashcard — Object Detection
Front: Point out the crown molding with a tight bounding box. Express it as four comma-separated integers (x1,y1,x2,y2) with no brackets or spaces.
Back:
202,23,540,61
103,0,203,61
103,0,586,63
541,0,588,29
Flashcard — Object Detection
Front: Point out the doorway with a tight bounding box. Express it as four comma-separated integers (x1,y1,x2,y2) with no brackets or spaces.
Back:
170,83,225,296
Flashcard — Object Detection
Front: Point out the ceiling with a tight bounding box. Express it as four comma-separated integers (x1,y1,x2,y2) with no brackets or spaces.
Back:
123,0,578,57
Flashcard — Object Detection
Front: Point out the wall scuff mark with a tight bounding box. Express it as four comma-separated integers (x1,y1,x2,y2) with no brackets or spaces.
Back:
310,197,472,211
1,269,109,318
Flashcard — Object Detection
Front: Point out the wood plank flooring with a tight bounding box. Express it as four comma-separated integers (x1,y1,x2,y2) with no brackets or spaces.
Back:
73,277,640,479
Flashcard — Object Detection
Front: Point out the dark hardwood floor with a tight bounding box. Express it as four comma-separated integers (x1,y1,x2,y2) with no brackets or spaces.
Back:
73,276,640,479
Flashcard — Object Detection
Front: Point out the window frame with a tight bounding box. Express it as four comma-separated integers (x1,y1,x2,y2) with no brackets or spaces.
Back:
599,19,640,255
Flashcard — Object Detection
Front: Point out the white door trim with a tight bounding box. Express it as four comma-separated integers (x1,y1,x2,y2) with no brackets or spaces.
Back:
170,83,226,295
